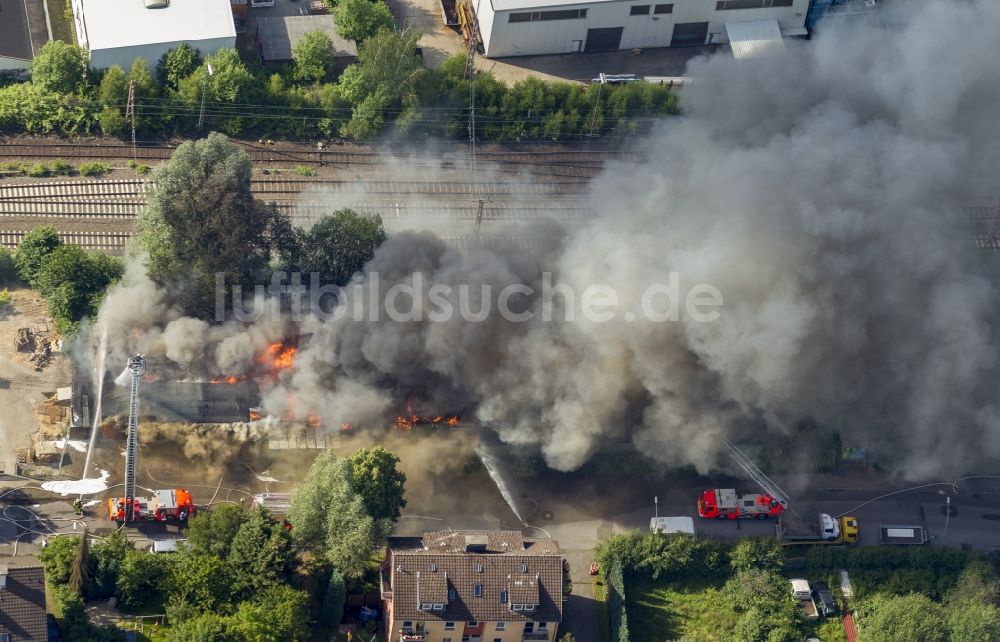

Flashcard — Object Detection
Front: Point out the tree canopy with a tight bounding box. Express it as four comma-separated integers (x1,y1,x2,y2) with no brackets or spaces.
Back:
334,0,394,44
288,450,396,576
158,44,203,91
857,593,948,642
291,209,386,286
134,133,292,313
293,31,338,84
348,446,407,522
14,225,61,286
31,41,86,93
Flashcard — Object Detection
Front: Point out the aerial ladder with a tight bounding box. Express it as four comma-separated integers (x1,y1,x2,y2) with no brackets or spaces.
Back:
109,355,195,523
122,355,145,522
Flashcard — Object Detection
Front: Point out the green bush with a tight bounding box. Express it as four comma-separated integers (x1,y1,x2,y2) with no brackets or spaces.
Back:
79,162,111,177
27,163,49,177
294,165,315,177
51,160,74,175
135,163,151,175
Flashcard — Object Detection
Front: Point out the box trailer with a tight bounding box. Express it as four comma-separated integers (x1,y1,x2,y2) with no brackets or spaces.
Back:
880,524,930,545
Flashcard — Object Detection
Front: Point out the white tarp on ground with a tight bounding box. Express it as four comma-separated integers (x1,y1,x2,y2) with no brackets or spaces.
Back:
54,439,88,453
41,470,110,496
726,20,785,61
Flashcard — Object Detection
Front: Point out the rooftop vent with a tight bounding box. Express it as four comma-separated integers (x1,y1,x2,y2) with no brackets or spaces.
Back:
143,0,169,8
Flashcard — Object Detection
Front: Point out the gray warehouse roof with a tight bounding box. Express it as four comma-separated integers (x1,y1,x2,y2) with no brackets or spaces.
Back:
0,0,33,62
257,16,358,62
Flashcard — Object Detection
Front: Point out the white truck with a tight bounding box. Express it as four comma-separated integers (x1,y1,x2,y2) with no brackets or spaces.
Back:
790,579,818,619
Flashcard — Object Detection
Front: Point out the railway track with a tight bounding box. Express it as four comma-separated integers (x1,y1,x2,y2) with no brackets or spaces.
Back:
0,177,590,199
0,141,644,169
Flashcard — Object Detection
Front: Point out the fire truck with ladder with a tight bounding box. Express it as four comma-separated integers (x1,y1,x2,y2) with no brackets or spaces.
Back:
697,441,788,521
107,355,196,523
697,488,785,520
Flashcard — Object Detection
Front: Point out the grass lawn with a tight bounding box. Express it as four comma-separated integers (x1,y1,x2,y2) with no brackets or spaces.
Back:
44,0,76,44
802,617,848,642
626,575,738,642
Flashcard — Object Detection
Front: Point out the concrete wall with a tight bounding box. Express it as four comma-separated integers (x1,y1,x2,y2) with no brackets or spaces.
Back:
480,0,809,57
86,37,236,70
0,56,31,71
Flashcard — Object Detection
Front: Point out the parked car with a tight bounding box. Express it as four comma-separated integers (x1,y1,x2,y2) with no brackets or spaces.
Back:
812,582,837,617
790,578,812,600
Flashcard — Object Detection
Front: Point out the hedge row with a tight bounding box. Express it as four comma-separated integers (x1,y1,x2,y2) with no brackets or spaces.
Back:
607,560,631,642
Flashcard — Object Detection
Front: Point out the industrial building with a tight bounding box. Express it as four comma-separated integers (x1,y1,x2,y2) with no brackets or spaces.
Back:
0,0,49,73
256,16,358,71
469,0,811,57
70,0,237,69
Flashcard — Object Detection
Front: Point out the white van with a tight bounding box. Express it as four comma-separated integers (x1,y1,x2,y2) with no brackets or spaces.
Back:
149,539,184,554
790,579,812,601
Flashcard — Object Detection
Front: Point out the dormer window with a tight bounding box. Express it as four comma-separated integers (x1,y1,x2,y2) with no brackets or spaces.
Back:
500,590,508,603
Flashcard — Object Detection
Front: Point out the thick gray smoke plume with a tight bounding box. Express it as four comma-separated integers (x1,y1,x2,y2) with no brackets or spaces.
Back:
94,1,1000,478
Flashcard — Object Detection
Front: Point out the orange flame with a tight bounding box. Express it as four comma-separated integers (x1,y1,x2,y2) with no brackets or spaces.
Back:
249,410,262,421
211,375,241,384
393,401,460,429
306,415,321,428
341,422,353,432
258,342,297,370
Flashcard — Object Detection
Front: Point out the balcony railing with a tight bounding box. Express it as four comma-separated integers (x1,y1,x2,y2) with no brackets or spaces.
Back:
399,631,428,642
522,633,549,641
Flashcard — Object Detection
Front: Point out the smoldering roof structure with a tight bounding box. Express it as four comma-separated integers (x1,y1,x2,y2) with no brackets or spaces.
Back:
99,375,259,424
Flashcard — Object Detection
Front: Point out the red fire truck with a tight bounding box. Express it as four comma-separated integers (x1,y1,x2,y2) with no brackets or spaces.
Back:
108,489,195,522
697,488,785,520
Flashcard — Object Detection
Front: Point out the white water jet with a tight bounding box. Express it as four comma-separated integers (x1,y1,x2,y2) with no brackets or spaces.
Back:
82,325,107,478
475,443,525,525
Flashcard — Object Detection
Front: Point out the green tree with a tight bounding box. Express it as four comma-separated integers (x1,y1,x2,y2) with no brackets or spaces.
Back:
0,247,18,283
947,561,999,606
338,30,422,105
857,593,947,642
334,0,394,44
14,225,61,286
186,503,247,558
229,585,310,642
31,41,86,93
134,133,293,314
89,529,132,599
157,43,203,90
169,554,233,614
347,446,406,523
292,210,386,286
293,31,338,84
98,66,129,108
321,568,346,627
178,49,252,133
164,613,233,642
730,537,783,575
723,570,799,642
40,535,78,585
947,601,1000,642
34,245,123,332
67,530,90,596
288,451,384,576
116,549,175,608
227,507,294,598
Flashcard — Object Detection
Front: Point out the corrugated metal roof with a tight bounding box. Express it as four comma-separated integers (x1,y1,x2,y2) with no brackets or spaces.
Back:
726,20,785,61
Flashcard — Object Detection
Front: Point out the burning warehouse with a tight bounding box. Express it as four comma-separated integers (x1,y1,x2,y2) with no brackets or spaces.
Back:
100,378,261,424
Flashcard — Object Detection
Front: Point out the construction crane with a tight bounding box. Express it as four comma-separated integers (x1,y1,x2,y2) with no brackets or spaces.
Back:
108,355,195,523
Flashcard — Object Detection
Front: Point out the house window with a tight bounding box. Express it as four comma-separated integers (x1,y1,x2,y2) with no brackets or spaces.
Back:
495,639,502,642
432,603,445,611
509,8,586,22
0,635,10,642
449,588,457,600
630,4,650,15
524,622,535,633
402,621,413,630
538,622,547,629
469,622,478,627
716,0,792,9
445,622,456,630
474,583,483,597
444,639,453,642
500,590,508,603
654,3,672,13
476,564,483,573
420,603,433,610
496,622,506,631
